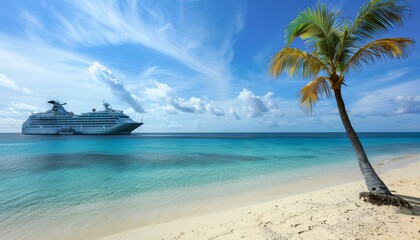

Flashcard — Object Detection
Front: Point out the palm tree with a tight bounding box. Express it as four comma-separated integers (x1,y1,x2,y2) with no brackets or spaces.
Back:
269,0,414,209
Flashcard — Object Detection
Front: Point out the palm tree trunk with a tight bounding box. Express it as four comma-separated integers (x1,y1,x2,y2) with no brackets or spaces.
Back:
333,88,390,194
333,88,413,210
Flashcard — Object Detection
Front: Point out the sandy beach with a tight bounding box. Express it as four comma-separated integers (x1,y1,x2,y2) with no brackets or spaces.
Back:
99,157,420,240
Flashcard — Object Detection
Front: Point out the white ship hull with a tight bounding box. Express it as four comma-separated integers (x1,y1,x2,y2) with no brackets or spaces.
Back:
22,123,142,135
22,101,143,135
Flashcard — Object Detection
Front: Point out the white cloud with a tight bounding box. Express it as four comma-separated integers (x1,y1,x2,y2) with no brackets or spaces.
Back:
392,95,420,115
229,108,240,120
30,0,245,94
161,105,178,115
0,73,32,94
0,104,40,119
0,1,415,133
205,104,225,116
237,89,280,118
11,103,39,111
144,81,175,101
349,80,420,117
87,62,145,113
0,1,250,133
0,107,22,117
0,33,92,104
0,117,24,132
171,96,206,113
144,81,226,116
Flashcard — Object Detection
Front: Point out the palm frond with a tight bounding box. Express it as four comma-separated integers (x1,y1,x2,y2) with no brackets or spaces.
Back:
299,76,332,111
285,3,342,61
269,48,331,78
333,25,355,73
350,0,411,42
343,38,414,75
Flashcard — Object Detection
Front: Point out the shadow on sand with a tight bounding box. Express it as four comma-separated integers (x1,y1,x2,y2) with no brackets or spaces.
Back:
396,194,420,216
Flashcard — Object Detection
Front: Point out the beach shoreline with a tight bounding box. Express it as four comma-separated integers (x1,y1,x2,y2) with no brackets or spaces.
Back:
96,155,420,240
2,134,419,240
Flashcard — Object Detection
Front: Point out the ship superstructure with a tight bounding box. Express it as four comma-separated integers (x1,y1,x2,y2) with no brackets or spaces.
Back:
22,101,143,135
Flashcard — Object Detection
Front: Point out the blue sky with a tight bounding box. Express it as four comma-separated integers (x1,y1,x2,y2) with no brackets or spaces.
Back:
0,0,419,132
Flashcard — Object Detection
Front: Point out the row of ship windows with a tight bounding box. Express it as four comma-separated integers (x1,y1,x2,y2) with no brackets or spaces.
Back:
26,125,114,128
82,114,127,116
35,119,117,122
33,117,120,120
26,129,111,132
28,123,117,125
81,115,128,118
33,115,128,118
32,122,117,124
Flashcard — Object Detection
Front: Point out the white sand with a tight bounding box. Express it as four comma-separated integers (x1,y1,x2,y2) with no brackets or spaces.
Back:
98,157,420,240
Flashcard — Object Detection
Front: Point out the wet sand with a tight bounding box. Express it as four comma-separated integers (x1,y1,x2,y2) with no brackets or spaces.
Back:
98,157,420,240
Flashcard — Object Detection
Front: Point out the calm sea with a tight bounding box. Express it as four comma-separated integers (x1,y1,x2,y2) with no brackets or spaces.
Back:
0,132,419,239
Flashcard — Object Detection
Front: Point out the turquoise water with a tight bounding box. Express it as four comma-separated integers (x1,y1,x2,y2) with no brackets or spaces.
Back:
0,133,419,239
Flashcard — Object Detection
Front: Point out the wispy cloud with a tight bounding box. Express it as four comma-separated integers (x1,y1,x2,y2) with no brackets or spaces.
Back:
0,117,24,132
0,103,39,117
1,0,416,133
349,80,420,117
11,103,39,111
26,0,245,94
374,68,411,83
347,68,413,94
0,102,41,132
0,73,32,94
87,62,145,113
0,33,91,96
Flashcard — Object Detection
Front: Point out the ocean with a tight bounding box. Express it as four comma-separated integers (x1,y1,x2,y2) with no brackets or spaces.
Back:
0,132,419,239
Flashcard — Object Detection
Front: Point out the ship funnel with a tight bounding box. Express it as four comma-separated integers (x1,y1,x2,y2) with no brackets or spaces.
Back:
48,100,68,114
103,102,112,110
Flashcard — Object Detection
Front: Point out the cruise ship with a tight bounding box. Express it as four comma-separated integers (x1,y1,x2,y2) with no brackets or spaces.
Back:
22,101,143,135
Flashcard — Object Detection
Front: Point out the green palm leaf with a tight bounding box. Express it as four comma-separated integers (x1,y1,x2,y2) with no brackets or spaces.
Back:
270,0,413,110
269,0,415,209
343,38,414,75
285,3,341,61
350,0,411,42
